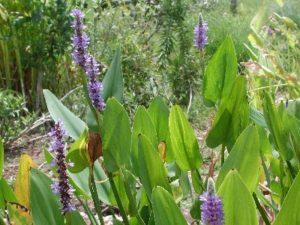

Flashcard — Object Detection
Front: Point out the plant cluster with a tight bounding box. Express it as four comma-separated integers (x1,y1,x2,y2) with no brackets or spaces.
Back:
0,5,300,224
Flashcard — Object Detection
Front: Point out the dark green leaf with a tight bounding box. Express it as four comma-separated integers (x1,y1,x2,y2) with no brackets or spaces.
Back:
43,89,87,140
151,187,188,225
103,48,123,102
138,135,171,198
30,169,64,225
103,98,131,172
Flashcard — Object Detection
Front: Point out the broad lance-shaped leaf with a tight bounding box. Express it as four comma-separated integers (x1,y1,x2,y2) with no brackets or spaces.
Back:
216,125,261,193
273,172,300,225
203,36,237,106
43,89,87,140
14,154,36,224
138,135,171,198
103,98,131,172
102,48,123,102
151,187,188,225
169,105,202,171
0,178,17,209
131,106,158,174
148,97,170,142
206,76,250,150
218,170,258,225
30,168,64,225
263,94,293,160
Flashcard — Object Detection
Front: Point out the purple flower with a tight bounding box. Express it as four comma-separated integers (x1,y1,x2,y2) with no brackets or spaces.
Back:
194,14,208,50
48,121,75,214
200,178,224,225
71,9,105,111
85,56,106,111
71,9,89,68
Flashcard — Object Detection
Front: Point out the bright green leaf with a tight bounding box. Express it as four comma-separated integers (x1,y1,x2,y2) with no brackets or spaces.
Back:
151,187,188,225
203,36,237,106
206,76,250,150
218,170,258,225
169,105,202,171
273,172,300,225
216,125,261,192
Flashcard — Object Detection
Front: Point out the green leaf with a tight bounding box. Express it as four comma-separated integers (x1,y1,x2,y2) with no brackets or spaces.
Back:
148,97,170,142
138,135,171,198
68,211,86,225
43,89,87,140
69,162,111,204
30,168,64,225
131,106,158,173
151,187,188,225
0,138,3,178
0,178,17,209
103,48,123,102
203,36,237,106
206,76,250,150
218,170,258,225
169,105,202,171
273,172,300,225
216,125,261,192
66,131,89,173
263,94,293,160
103,98,131,172
250,107,268,129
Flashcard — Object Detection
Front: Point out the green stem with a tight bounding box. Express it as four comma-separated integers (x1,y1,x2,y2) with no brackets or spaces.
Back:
252,193,271,225
221,144,225,166
107,172,129,225
89,166,105,225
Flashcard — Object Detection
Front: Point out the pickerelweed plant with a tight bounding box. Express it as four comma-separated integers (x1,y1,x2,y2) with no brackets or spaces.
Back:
1,7,300,225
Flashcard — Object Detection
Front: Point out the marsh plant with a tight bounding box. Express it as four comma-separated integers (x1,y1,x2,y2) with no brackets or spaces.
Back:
1,6,300,225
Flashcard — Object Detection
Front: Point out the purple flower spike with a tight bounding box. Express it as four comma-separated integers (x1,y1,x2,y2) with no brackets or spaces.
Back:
48,121,74,214
200,178,224,225
71,9,89,68
194,14,208,50
86,56,106,111
71,9,105,111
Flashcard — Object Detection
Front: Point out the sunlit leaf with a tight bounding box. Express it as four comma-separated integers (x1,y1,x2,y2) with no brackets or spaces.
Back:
218,170,258,225
203,36,237,106
169,105,202,171
216,125,261,192
273,172,300,225
151,187,188,225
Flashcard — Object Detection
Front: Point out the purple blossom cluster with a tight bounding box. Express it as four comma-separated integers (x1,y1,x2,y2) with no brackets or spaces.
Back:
71,9,105,111
194,14,208,50
200,178,224,225
49,121,75,214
